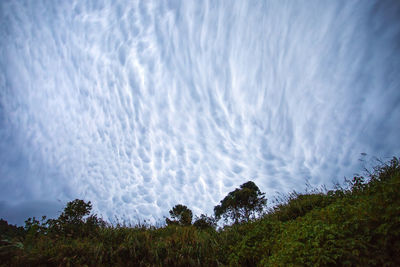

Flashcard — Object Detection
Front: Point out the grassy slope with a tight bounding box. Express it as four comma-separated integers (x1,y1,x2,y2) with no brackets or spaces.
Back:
1,158,399,266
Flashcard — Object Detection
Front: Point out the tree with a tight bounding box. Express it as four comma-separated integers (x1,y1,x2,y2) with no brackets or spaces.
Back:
166,204,193,226
214,181,267,224
0,219,25,240
58,199,92,224
193,214,217,230
46,199,105,237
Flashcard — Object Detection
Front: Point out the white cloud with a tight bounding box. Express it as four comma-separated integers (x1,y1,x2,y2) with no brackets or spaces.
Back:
0,0,399,224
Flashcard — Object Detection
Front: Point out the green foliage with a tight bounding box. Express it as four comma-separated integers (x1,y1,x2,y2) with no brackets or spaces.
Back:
266,157,400,266
270,192,336,222
45,199,106,238
166,204,193,226
221,219,281,266
0,219,25,241
2,157,399,266
193,214,217,230
214,181,267,223
7,224,222,266
59,199,92,224
0,219,24,265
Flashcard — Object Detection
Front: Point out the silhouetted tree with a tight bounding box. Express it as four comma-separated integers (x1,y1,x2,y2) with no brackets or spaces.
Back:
46,199,105,237
214,181,266,224
59,199,92,224
193,214,217,230
166,204,193,226
0,219,25,240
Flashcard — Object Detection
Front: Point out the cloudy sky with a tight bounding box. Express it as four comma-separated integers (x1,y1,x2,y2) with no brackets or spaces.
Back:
1,0,399,225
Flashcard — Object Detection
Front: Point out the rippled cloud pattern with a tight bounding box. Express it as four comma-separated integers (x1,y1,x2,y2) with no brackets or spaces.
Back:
1,0,399,224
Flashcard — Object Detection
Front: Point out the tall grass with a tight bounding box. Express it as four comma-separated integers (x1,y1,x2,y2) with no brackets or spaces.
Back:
1,157,399,266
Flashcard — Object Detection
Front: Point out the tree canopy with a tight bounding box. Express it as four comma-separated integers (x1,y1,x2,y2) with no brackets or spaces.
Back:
193,214,217,230
214,181,266,224
166,204,193,226
45,199,105,237
59,199,92,224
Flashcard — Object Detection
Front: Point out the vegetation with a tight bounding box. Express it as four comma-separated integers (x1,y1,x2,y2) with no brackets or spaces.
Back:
214,181,267,224
165,204,193,226
193,214,217,230
1,157,399,266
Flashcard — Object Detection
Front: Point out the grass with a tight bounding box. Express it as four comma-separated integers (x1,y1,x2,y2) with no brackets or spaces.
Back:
1,157,399,266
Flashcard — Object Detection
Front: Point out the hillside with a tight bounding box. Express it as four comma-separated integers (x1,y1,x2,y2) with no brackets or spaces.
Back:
1,157,399,266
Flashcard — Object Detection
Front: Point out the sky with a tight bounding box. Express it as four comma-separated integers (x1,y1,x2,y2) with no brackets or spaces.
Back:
1,0,399,225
